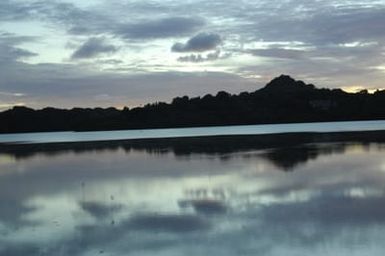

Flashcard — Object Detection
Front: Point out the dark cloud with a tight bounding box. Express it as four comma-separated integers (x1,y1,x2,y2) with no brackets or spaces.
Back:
0,32,37,45
177,50,222,62
244,4,385,45
116,17,205,39
47,2,114,35
0,33,38,63
9,48,37,58
0,45,37,63
71,38,117,59
3,0,385,46
308,7,385,44
0,1,114,36
172,32,222,52
0,0,35,21
0,2,203,39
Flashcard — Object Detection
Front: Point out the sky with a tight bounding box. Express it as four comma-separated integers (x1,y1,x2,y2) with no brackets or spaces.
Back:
1,0,385,110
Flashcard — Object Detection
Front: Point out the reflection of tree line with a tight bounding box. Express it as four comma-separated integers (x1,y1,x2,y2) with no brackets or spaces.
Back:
1,131,385,171
262,144,346,171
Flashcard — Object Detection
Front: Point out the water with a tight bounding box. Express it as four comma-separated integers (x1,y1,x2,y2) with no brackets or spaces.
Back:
1,120,385,144
1,133,385,255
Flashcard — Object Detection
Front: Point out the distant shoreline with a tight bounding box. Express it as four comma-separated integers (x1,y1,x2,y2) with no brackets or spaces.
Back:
2,130,385,159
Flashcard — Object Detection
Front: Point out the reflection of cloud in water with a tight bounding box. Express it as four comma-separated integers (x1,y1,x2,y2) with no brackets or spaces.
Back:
1,135,385,255
178,188,228,215
258,194,385,226
230,194,385,254
79,201,123,219
0,200,39,228
0,246,43,256
128,213,209,233
179,199,227,215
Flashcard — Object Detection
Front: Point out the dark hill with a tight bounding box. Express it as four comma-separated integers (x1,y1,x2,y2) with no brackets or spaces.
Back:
1,75,385,133
262,74,316,92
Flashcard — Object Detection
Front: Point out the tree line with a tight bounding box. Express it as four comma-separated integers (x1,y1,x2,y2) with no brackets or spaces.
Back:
1,75,385,133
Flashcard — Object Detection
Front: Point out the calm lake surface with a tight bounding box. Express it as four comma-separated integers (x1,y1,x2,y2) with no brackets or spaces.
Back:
1,120,385,144
1,125,385,255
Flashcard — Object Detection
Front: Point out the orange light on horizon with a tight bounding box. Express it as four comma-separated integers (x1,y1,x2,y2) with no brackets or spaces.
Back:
341,86,382,94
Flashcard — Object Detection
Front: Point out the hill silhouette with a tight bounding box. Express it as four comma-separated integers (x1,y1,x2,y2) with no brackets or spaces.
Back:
1,75,385,133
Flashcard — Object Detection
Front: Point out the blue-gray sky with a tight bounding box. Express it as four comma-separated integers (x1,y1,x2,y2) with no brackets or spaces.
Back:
1,0,385,110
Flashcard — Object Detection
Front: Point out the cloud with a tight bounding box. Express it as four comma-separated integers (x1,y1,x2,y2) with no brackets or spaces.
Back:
2,0,385,109
0,0,35,21
0,1,114,36
247,48,307,59
0,32,36,44
177,50,222,62
172,32,222,52
0,45,37,62
0,2,203,39
116,17,204,39
71,38,117,59
0,33,38,63
243,4,385,45
0,57,256,110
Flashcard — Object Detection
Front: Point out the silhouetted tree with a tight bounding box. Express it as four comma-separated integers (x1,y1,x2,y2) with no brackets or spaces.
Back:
1,75,385,133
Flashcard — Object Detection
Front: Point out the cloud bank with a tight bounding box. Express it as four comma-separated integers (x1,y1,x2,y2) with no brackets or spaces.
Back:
1,0,385,109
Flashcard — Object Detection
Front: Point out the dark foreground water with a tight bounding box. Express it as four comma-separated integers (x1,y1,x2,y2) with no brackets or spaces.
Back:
1,132,385,255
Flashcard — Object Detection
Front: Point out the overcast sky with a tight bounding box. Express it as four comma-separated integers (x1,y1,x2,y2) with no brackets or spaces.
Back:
1,0,385,110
